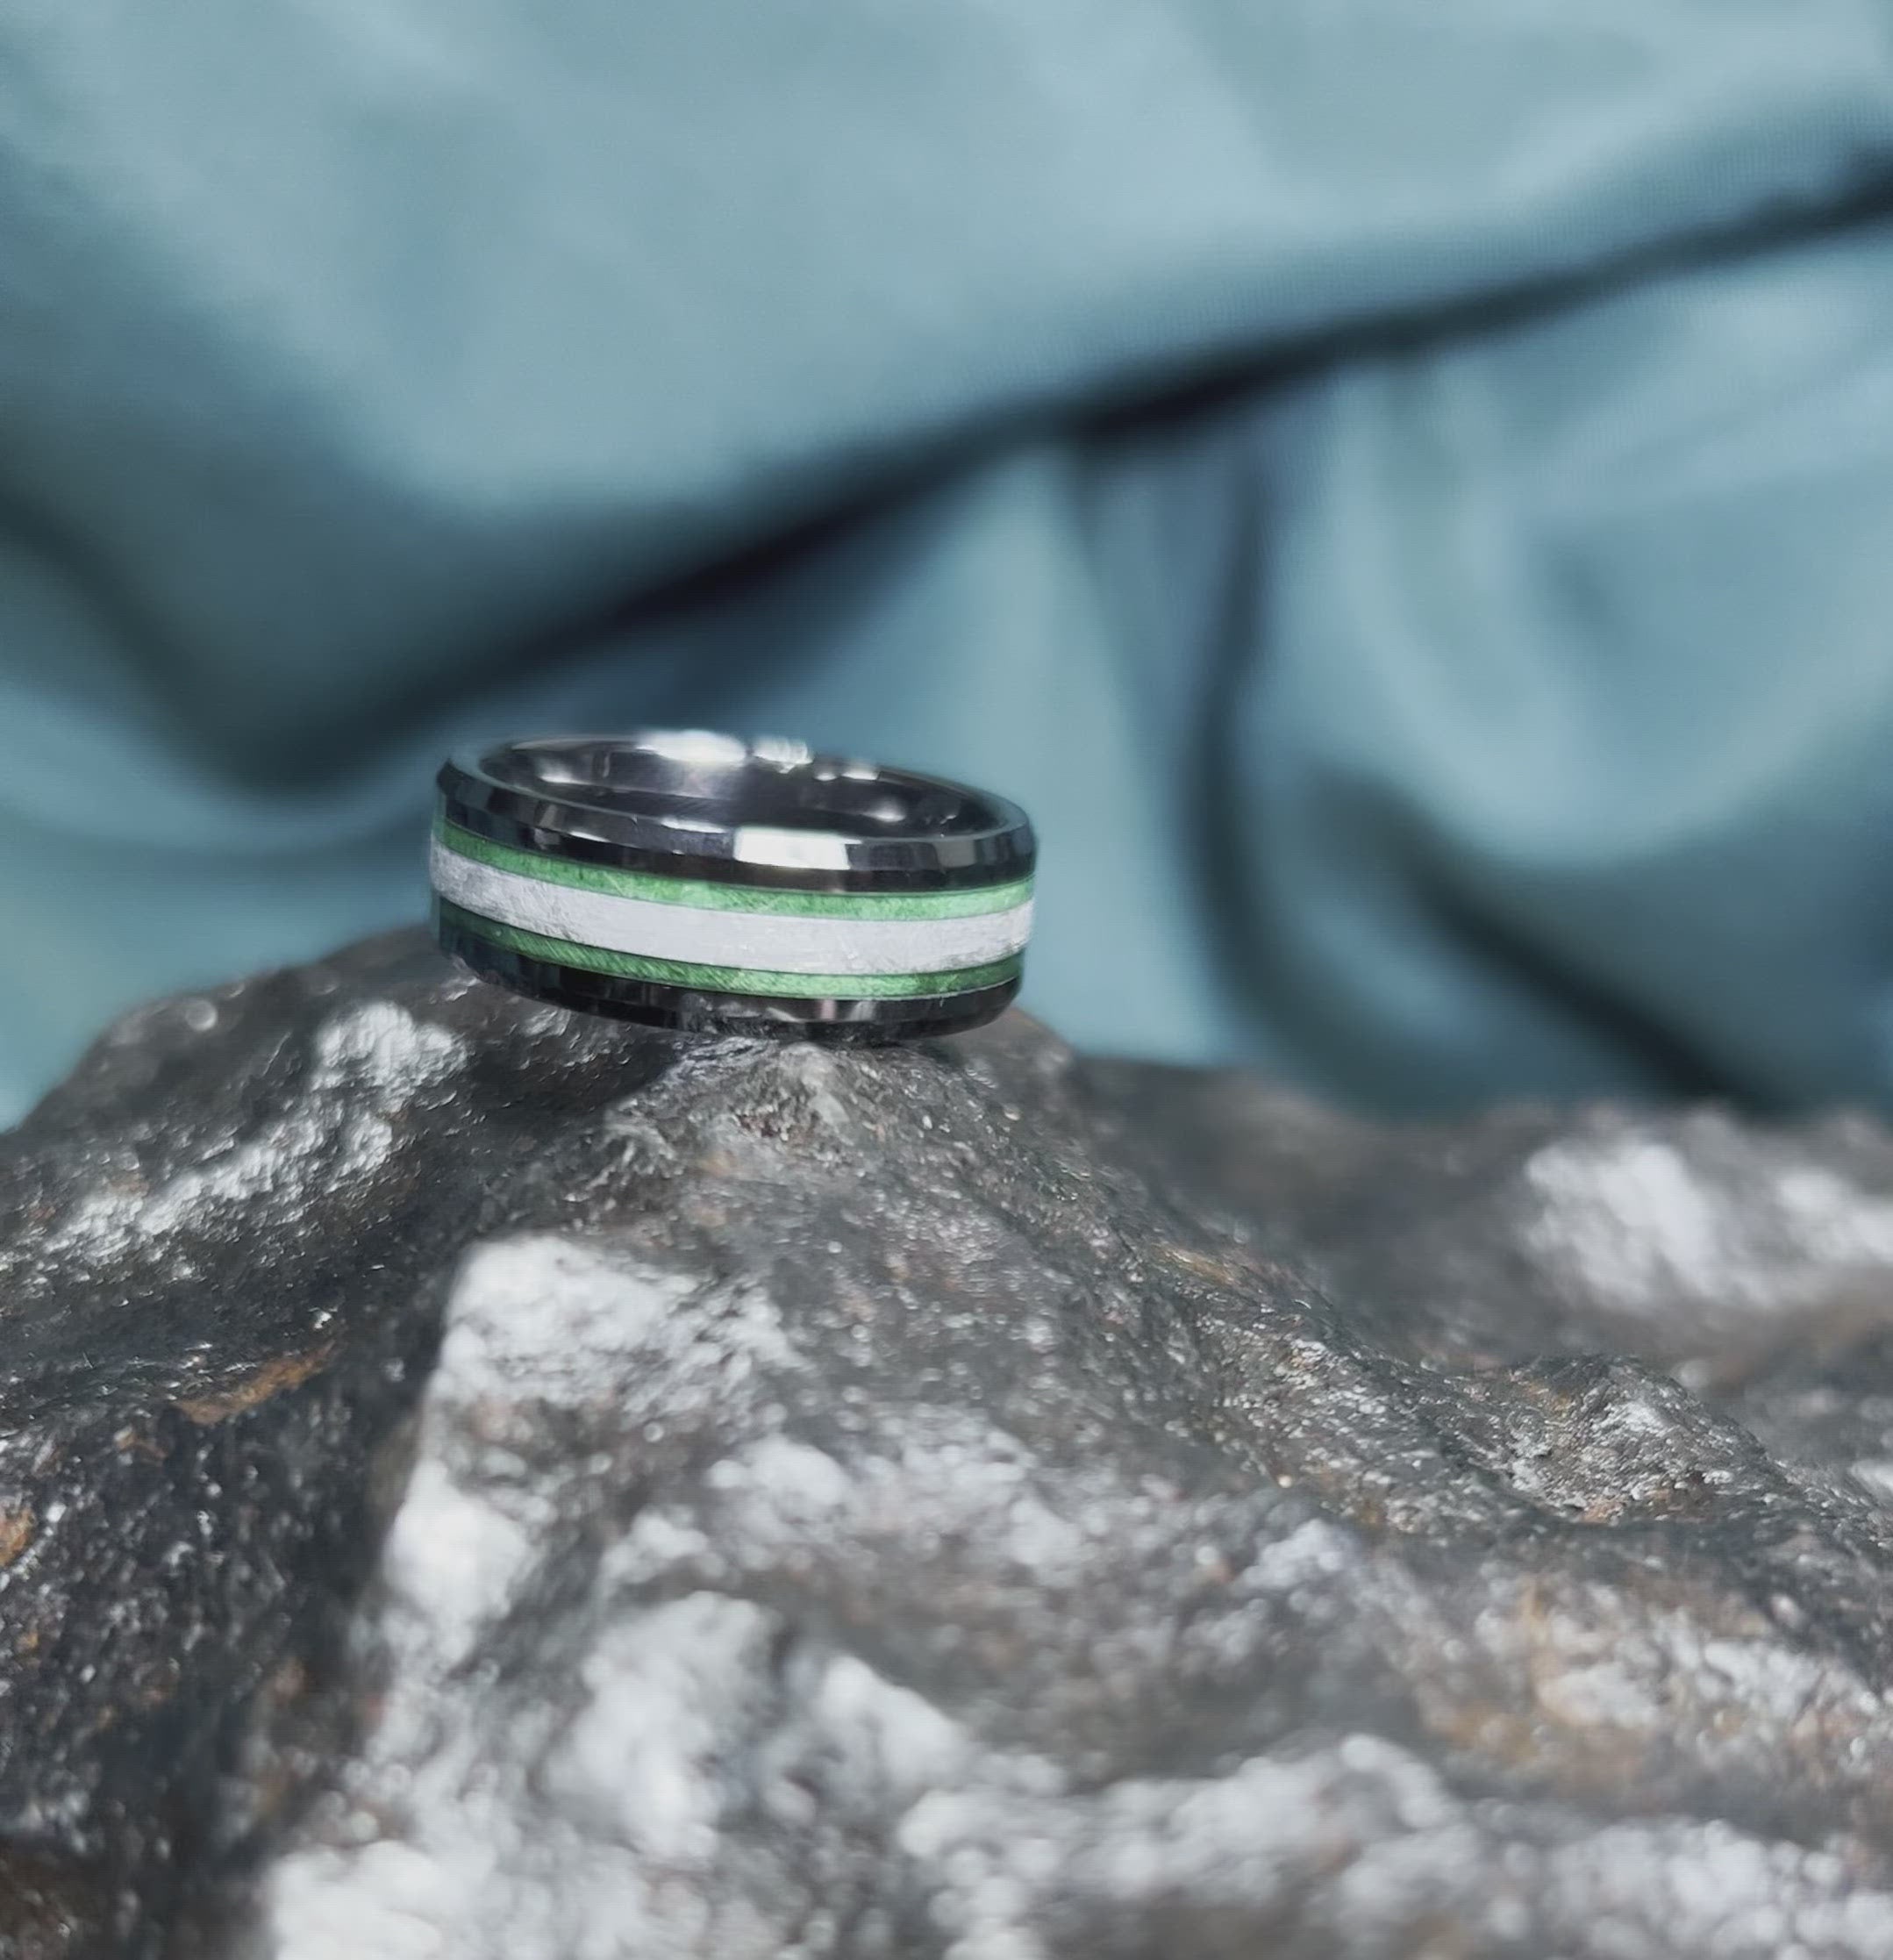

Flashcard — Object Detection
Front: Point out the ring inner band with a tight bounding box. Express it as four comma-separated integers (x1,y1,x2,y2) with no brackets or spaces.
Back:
483,733,1004,843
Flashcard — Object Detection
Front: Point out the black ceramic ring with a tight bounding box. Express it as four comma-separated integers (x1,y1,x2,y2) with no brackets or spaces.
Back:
431,732,1037,1038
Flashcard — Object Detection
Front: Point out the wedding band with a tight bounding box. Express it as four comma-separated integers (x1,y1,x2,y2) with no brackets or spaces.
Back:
431,732,1035,1038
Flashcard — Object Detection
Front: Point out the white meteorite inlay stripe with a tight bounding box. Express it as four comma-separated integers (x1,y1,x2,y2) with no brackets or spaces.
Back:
430,843,1033,978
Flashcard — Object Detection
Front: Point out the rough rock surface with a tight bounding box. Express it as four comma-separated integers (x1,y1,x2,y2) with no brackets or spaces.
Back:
6,934,1893,1956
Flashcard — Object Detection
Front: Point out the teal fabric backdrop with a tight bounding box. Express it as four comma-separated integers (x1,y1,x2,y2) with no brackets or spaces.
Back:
4,1,1893,1122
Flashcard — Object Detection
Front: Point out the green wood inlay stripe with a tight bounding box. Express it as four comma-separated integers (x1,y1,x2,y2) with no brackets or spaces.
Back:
439,901,1023,999
435,819,1032,920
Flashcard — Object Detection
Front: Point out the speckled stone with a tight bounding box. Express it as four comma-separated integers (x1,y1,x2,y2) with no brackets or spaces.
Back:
6,932,1893,1957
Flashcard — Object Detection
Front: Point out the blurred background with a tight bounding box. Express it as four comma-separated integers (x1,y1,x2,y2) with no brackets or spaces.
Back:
4,0,1893,1127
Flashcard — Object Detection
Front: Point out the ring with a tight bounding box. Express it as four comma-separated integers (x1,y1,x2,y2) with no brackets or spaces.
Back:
430,732,1036,1038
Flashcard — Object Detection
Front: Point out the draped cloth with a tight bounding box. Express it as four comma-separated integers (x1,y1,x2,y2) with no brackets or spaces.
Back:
4,0,1893,1119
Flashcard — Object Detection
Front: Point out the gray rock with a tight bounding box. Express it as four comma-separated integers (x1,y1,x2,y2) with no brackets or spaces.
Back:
5,933,1893,1957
